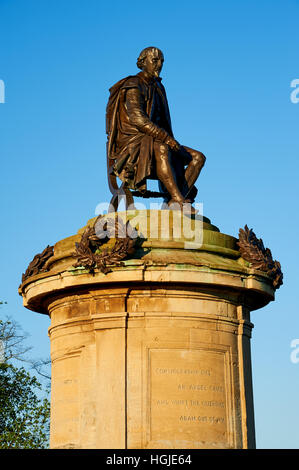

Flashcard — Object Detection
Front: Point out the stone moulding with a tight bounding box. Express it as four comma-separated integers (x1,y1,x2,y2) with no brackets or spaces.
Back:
18,212,278,316
237,225,283,290
19,216,283,298
72,215,136,274
21,245,54,283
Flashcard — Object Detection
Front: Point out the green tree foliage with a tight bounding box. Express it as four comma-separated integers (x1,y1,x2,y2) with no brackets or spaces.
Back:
0,363,50,448
0,304,50,448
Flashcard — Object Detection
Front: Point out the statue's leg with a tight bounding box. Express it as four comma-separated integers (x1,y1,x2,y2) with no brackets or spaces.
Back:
154,142,198,214
180,146,206,198
154,142,185,203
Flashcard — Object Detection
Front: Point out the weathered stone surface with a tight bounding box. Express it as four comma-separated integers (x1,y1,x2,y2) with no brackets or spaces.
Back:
19,210,275,449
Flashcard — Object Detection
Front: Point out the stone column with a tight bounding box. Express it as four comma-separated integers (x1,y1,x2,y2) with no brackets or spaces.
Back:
19,210,275,449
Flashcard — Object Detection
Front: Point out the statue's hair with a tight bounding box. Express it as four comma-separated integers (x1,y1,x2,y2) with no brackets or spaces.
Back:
136,47,163,70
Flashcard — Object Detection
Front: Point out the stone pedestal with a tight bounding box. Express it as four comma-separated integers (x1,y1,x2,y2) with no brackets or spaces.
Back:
19,210,275,449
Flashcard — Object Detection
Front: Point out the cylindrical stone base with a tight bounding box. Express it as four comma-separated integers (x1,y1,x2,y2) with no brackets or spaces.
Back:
19,210,274,449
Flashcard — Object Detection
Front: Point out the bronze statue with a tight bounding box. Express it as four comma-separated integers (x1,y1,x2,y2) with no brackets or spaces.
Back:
106,47,206,214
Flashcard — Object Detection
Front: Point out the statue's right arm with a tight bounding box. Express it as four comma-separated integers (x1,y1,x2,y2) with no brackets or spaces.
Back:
125,87,170,143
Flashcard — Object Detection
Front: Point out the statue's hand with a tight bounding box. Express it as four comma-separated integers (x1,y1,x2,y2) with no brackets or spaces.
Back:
165,136,180,152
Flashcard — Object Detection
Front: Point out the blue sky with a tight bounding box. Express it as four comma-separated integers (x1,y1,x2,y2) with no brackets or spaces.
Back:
0,0,298,448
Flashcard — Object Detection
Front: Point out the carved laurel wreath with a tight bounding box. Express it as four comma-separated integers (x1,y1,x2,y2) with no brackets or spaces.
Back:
22,245,54,283
72,216,136,274
237,225,283,289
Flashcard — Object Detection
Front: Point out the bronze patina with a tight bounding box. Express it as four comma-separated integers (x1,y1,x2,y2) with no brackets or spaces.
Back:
106,47,206,213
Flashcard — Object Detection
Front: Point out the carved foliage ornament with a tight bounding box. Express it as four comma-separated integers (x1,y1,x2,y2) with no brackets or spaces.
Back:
237,225,283,289
72,216,136,274
22,245,54,283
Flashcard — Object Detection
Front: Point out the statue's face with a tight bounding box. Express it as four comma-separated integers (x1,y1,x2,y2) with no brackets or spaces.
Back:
142,49,164,78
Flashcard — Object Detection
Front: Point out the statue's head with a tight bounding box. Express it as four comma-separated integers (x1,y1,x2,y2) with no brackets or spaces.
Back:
137,47,164,78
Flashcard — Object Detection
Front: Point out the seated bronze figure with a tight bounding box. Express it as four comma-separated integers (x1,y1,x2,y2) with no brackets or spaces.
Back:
106,46,206,214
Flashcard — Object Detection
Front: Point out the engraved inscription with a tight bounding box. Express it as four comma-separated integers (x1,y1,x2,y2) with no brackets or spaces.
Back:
149,349,228,446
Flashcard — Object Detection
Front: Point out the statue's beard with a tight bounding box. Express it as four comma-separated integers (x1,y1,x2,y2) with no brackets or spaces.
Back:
143,68,162,78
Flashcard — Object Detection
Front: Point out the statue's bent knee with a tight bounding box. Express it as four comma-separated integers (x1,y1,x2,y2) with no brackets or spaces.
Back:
198,151,206,166
191,150,206,167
